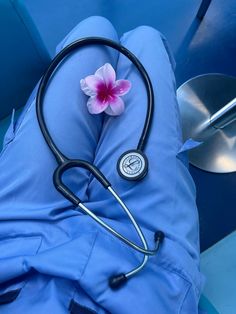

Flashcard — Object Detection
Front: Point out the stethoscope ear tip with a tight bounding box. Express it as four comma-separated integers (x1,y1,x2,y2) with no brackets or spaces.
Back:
154,231,165,243
109,273,127,290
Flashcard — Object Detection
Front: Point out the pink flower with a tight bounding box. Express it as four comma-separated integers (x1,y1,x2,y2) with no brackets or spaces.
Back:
80,63,131,116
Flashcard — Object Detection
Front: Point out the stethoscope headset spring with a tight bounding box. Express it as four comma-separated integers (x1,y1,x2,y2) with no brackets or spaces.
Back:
36,37,165,289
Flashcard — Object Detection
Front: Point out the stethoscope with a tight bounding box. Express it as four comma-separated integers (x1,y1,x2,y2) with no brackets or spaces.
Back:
36,37,165,289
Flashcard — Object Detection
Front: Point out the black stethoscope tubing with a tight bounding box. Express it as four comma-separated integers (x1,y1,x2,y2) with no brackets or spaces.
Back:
36,36,158,254
36,37,164,288
36,37,154,165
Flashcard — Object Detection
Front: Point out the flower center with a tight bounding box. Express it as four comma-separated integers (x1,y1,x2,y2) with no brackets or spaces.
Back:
97,83,114,104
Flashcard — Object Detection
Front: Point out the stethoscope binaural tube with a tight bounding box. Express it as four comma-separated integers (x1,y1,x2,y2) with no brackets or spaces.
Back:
36,37,165,289
36,37,154,164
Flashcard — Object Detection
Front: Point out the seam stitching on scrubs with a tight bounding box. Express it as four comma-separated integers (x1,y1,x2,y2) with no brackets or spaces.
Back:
93,227,141,260
157,262,191,286
0,234,42,245
79,231,99,281
171,157,199,286
178,283,192,314
12,102,35,139
36,236,43,254
173,157,201,296
0,102,35,161
42,219,72,238
171,143,200,292
173,88,184,151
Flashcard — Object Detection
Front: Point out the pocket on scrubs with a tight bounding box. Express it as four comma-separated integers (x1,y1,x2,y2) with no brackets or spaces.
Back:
1,84,38,156
1,107,26,155
1,110,17,150
0,235,42,305
79,229,201,314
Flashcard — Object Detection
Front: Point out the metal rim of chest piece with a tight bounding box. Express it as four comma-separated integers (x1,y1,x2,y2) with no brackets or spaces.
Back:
117,150,148,181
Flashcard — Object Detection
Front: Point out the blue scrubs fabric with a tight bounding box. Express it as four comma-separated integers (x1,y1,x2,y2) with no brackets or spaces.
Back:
0,16,203,313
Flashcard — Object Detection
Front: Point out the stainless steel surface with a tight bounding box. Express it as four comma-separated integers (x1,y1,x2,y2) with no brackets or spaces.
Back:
177,74,236,173
210,98,236,129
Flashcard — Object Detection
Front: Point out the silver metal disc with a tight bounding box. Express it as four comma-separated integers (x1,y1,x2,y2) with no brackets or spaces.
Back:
177,74,236,173
118,150,148,180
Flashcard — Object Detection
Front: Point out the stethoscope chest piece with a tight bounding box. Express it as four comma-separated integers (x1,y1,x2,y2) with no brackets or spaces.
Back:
117,150,148,181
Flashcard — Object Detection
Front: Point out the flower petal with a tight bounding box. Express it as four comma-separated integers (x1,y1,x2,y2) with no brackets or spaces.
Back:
112,79,132,96
95,63,116,87
80,75,102,96
87,96,108,114
80,79,96,96
105,96,125,116
85,75,104,91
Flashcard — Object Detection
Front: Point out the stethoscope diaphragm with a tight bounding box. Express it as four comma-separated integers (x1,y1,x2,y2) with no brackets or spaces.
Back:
117,150,148,181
